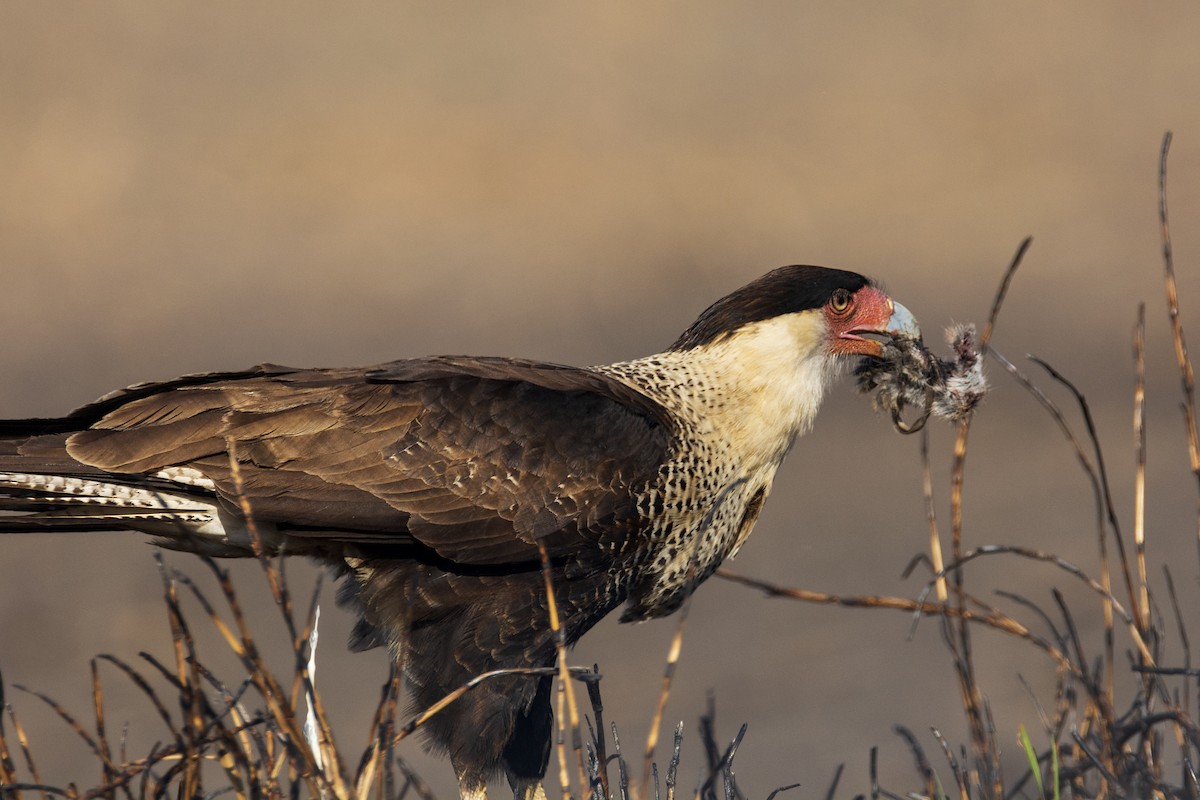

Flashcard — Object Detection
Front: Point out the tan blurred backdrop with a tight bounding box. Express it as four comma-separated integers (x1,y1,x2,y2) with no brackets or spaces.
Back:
3,3,1200,796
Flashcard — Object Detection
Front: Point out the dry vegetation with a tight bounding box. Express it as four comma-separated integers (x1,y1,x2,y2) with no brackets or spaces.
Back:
2,136,1199,800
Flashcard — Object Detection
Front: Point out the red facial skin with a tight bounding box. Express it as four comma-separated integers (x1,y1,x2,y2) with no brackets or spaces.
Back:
824,285,897,358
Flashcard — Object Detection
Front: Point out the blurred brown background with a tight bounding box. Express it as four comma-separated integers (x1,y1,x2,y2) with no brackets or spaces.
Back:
3,3,1200,795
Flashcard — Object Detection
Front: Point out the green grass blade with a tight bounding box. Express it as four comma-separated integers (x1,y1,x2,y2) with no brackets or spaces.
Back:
1018,724,1045,799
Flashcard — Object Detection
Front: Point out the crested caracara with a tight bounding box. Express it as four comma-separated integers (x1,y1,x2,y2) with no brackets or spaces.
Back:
0,265,919,800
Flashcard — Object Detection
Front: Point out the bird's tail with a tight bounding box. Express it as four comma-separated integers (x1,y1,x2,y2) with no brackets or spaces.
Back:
0,417,233,551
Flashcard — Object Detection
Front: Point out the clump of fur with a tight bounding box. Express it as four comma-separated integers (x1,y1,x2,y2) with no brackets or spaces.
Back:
854,325,987,432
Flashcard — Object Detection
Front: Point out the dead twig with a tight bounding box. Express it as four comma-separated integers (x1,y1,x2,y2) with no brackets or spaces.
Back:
716,569,1071,673
913,545,1155,665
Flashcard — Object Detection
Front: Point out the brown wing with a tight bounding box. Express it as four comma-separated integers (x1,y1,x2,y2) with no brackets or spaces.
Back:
61,356,674,565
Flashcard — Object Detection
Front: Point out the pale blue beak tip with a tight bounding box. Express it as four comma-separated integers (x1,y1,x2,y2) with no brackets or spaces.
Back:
886,301,921,341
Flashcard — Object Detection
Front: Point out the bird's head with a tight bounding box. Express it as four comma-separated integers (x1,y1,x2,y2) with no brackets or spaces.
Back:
658,265,922,463
669,265,919,358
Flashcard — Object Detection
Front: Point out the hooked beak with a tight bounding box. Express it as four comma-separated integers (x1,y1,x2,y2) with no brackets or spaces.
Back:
885,300,920,341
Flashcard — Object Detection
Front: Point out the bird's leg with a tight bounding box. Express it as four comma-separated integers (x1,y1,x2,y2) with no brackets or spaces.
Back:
457,774,489,800
509,778,548,800
502,674,554,800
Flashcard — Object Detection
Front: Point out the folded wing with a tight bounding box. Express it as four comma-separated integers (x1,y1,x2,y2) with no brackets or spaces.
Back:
2,356,675,567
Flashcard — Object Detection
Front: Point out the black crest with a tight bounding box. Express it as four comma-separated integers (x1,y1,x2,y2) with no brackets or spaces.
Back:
670,265,874,350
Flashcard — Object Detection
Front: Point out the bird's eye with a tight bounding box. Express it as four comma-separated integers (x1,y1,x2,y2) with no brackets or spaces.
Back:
829,288,854,315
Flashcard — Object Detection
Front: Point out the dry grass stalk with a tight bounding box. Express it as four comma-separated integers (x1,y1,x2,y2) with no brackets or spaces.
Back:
535,537,589,800
86,662,114,793
1133,304,1150,633
0,683,21,791
224,444,342,793
584,667,611,800
1158,133,1200,498
920,430,948,603
639,608,690,800
943,236,1032,796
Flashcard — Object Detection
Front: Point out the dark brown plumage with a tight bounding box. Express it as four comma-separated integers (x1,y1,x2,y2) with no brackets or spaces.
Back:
0,265,919,800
